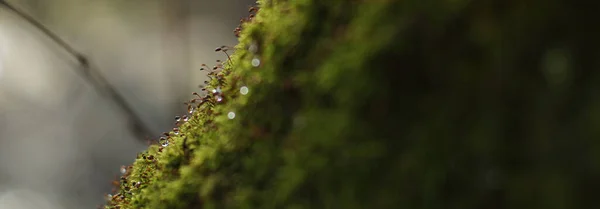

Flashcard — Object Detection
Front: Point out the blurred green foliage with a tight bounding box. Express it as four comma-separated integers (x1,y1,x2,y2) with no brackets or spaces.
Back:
104,0,600,208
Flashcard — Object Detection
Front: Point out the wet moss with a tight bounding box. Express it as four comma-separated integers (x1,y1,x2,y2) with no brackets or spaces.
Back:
105,0,600,208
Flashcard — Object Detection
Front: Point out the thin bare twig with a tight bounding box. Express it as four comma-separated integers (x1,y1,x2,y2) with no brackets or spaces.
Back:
0,0,155,141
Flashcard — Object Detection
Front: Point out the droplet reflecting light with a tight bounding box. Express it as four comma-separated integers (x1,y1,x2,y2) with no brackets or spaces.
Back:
160,137,169,147
105,194,112,201
228,112,236,119
159,137,168,144
240,86,249,95
248,42,258,54
252,57,261,67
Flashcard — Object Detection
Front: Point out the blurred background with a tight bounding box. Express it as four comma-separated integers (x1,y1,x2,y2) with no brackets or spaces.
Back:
0,0,254,208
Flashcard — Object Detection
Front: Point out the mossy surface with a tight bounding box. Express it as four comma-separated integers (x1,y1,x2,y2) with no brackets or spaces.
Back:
105,0,600,208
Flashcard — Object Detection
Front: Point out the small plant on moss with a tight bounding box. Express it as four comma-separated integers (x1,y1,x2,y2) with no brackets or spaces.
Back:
100,5,260,209
103,0,600,208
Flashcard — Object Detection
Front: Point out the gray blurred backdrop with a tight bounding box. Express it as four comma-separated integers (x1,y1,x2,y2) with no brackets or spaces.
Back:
0,0,254,208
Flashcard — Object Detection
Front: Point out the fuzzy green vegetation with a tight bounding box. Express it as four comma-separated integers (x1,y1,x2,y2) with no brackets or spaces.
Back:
104,0,600,208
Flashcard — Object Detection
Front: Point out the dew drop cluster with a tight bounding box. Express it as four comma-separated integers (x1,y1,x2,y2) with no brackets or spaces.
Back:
102,4,261,209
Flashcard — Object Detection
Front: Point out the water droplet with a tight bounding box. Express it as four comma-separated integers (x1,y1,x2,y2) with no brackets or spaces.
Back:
293,116,306,129
160,137,169,147
173,128,180,135
542,48,570,85
175,116,181,122
105,194,112,201
228,111,236,119
216,95,223,102
159,137,168,144
188,108,195,114
183,115,189,122
252,57,261,67
120,166,127,174
211,87,223,95
240,86,249,95
248,42,258,54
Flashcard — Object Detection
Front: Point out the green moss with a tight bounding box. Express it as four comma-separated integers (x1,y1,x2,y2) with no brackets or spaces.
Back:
105,0,600,208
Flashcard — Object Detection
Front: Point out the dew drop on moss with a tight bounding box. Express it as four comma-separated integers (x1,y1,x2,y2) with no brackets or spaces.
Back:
293,116,307,129
228,111,236,119
175,116,181,122
240,86,249,95
216,95,223,102
212,87,222,94
252,57,261,67
120,166,127,174
183,115,189,122
189,107,195,114
159,137,168,146
105,194,112,201
249,42,258,54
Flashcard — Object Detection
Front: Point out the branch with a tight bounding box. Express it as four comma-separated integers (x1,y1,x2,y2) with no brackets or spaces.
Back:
0,0,156,141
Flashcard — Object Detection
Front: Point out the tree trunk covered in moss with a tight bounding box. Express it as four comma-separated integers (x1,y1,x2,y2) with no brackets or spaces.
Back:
105,0,600,209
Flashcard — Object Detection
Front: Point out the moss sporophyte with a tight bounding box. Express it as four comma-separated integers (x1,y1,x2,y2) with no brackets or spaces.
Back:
101,4,260,209
98,0,600,208
104,0,413,208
